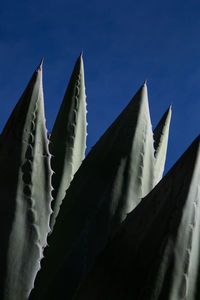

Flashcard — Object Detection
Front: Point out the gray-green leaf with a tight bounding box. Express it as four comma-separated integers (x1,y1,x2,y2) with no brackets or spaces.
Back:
0,61,52,300
49,53,87,231
153,105,172,185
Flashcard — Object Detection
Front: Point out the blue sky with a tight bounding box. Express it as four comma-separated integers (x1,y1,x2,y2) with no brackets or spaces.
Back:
0,0,200,173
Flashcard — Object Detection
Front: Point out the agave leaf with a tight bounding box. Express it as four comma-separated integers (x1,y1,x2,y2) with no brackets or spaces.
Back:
74,135,200,300
0,62,52,300
49,52,87,231
153,105,172,185
30,83,155,300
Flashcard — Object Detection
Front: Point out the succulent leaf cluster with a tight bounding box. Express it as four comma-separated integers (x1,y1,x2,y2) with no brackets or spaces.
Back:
8,53,200,300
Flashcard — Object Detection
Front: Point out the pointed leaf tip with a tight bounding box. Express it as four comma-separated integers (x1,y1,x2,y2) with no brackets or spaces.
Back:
139,81,148,96
73,52,83,73
140,80,148,95
153,104,172,184
37,58,44,71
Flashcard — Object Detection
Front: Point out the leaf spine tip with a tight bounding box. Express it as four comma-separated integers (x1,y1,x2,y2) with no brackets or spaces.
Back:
39,57,44,68
36,59,44,73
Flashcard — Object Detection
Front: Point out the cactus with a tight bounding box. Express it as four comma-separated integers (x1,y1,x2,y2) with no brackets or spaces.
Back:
0,53,174,300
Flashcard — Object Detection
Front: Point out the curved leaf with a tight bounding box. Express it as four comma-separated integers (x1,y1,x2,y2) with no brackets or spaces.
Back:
49,53,87,231
0,61,52,300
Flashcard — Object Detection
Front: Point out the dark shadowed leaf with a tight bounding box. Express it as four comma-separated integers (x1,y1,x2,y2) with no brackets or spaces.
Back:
74,135,200,300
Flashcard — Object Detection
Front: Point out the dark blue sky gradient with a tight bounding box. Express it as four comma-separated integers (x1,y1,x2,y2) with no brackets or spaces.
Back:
0,0,200,173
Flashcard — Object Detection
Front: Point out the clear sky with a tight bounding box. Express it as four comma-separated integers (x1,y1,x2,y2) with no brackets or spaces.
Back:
0,0,200,173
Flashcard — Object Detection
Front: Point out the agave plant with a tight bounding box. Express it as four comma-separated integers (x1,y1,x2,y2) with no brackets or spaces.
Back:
29,68,171,299
0,53,172,300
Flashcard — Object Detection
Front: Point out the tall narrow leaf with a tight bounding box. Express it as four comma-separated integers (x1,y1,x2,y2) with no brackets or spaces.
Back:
153,105,172,184
49,53,87,231
0,62,52,300
74,135,200,300
30,83,155,300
